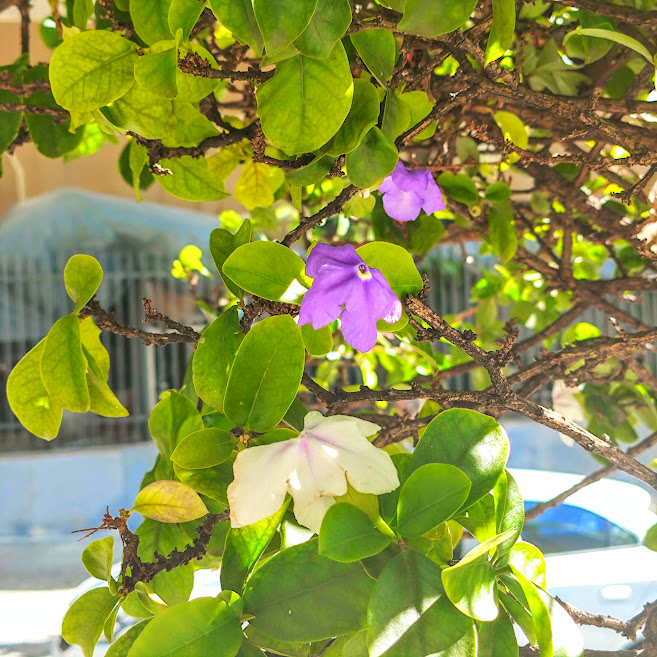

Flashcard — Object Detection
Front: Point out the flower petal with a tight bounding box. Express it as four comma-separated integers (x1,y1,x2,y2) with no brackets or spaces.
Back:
292,494,335,534
303,411,380,438
307,419,400,495
382,186,424,222
305,242,362,279
341,268,402,351
388,161,424,192
287,435,349,532
227,442,296,528
370,270,402,324
298,269,353,329
419,173,446,214
340,307,378,352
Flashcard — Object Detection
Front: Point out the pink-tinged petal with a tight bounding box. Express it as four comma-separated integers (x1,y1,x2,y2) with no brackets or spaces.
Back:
305,242,362,278
340,307,379,352
298,269,354,329
420,175,446,214
382,187,424,222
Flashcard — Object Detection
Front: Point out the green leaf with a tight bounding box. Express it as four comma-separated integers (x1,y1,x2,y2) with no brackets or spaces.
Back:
408,409,509,508
325,78,380,156
210,220,252,298
244,538,375,642
285,155,336,187
381,90,410,141
253,0,317,57
477,612,519,657
485,0,516,65
102,84,176,139
256,42,353,154
171,428,236,469
193,306,243,413
488,200,517,263
506,541,546,588
105,619,150,657
437,172,479,204
645,522,657,551
399,90,434,138
64,254,103,313
81,536,114,582
508,567,556,657
148,390,203,460
168,0,206,40
128,596,243,657
301,323,333,357
0,91,22,154
234,161,275,209
492,470,523,560
23,66,83,158
41,313,89,413
134,46,178,99
396,463,471,537
563,27,653,63
209,0,264,53
485,181,511,201
367,550,473,657
7,340,63,440
399,0,477,37
350,29,397,85
356,241,423,299
294,0,351,60
244,626,310,657
346,126,398,188
442,531,514,619
224,241,310,304
130,0,173,44
442,553,498,621
73,0,94,28
174,456,235,505
50,30,138,111
80,318,109,379
493,111,528,149
175,42,221,101
221,500,290,593
224,315,305,432
157,156,228,201
319,503,391,562
127,139,151,201
499,590,537,646
134,480,208,523
62,587,120,657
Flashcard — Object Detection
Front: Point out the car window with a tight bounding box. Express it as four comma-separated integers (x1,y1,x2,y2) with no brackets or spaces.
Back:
523,502,639,554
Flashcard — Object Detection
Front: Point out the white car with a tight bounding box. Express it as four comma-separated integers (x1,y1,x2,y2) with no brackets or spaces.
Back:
57,469,656,654
510,468,657,650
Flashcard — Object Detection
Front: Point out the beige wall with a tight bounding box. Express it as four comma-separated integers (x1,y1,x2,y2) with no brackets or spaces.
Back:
0,22,239,220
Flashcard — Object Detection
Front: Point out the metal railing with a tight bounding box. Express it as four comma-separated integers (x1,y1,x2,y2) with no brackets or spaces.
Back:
0,249,213,452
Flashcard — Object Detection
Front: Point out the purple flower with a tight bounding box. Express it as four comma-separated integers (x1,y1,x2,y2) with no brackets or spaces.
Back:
378,161,445,222
298,243,402,352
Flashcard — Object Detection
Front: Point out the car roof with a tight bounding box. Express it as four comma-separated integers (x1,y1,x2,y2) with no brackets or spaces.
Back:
509,468,655,537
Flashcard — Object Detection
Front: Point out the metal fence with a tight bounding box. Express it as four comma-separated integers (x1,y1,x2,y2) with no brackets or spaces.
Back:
1,244,655,453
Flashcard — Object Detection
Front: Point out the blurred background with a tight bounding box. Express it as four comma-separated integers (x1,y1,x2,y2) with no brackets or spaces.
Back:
2,4,657,655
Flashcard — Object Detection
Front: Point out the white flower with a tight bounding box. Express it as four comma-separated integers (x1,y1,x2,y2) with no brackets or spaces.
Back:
227,411,400,533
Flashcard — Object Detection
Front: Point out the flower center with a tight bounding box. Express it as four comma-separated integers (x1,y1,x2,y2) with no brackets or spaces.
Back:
357,263,371,280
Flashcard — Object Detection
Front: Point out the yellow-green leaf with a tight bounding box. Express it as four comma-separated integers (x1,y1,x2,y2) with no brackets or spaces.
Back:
133,480,208,523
